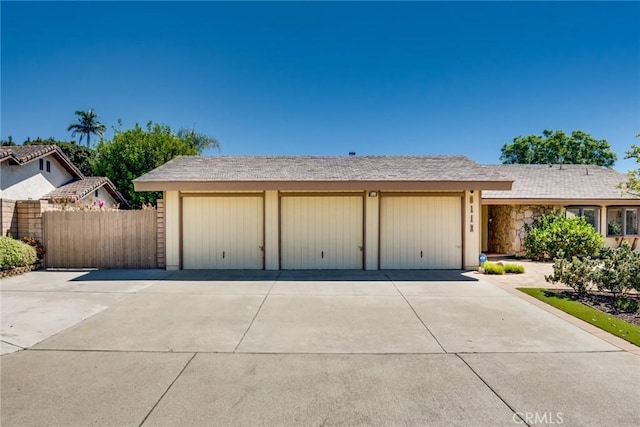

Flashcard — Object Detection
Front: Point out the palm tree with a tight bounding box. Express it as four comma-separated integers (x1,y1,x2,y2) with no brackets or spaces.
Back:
67,109,107,148
177,127,220,153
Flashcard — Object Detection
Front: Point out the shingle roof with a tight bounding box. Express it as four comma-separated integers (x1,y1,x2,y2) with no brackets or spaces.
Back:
0,145,84,178
134,155,511,191
482,164,637,200
44,177,129,207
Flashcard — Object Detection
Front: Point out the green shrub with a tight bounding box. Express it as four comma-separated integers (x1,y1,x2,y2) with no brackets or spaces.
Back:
615,297,639,314
546,242,640,309
593,243,640,304
545,256,597,296
0,236,37,270
524,212,604,261
503,263,525,274
482,262,505,275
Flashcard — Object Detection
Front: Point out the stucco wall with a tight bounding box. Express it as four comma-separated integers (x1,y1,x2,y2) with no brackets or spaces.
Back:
77,187,118,208
0,155,74,200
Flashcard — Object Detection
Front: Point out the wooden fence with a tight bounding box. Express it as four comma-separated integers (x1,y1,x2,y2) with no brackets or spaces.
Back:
43,210,157,268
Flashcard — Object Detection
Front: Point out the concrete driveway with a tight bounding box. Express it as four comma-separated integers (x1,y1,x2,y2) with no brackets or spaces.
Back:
1,269,638,426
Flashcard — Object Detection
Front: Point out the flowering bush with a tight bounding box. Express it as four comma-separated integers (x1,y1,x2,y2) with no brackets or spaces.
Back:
22,236,45,261
51,197,119,211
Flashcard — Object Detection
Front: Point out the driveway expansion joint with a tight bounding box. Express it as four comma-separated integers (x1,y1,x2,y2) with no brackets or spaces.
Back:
138,352,197,427
383,270,448,354
232,279,277,353
0,339,23,348
455,353,531,427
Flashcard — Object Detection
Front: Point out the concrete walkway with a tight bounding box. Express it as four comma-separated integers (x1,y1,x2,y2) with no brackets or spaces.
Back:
1,269,639,426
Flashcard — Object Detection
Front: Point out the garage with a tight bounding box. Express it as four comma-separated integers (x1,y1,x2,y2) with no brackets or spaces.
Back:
182,195,264,269
134,156,512,271
280,195,364,269
380,194,462,269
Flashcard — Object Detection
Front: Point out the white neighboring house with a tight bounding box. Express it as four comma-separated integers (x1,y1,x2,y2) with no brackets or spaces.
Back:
0,145,128,235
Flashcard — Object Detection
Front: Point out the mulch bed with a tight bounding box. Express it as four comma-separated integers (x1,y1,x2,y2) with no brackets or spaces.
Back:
554,290,640,327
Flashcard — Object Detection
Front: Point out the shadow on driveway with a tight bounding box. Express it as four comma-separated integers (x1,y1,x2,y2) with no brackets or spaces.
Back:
58,268,478,282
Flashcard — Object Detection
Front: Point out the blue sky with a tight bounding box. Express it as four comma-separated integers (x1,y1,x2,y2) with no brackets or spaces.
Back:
2,1,639,171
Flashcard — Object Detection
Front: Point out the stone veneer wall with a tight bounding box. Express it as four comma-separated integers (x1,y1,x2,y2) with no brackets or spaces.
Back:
488,204,557,256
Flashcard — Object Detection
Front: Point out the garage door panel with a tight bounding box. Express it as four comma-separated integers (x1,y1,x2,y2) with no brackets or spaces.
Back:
281,196,363,269
380,196,462,269
183,197,264,269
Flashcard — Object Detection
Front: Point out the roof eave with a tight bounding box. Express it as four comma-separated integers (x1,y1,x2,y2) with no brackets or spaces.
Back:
100,181,130,208
133,180,513,192
482,198,640,205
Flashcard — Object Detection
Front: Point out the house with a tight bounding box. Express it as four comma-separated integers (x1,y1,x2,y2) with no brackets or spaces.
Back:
0,145,128,237
133,155,512,270
481,164,640,256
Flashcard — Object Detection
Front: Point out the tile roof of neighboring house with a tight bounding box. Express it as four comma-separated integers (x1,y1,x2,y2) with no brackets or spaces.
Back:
0,145,84,178
44,177,129,207
482,164,638,201
134,155,512,191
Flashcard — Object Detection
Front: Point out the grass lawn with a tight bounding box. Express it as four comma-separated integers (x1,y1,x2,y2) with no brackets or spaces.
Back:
518,288,640,347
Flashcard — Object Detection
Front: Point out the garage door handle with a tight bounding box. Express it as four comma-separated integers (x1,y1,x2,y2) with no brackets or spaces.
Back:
222,251,225,259
420,250,423,258
321,251,324,258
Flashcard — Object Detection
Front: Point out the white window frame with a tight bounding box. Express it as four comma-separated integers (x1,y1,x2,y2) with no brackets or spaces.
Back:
566,206,599,230
607,207,639,237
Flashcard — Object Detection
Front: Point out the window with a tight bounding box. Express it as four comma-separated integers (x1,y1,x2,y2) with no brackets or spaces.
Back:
94,190,99,197
39,159,44,170
607,207,639,236
566,206,598,229
46,160,51,172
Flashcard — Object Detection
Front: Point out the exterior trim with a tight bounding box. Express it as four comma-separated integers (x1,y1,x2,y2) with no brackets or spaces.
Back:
461,192,466,269
179,192,264,198
178,195,183,270
278,191,365,197
483,198,640,205
262,194,266,269
362,192,366,270
380,191,464,198
134,180,512,192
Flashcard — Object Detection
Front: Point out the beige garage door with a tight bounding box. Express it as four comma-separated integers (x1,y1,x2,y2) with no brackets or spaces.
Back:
380,196,462,269
280,195,364,269
182,196,264,269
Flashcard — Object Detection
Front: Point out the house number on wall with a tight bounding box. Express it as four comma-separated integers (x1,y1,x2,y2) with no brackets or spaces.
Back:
469,195,474,232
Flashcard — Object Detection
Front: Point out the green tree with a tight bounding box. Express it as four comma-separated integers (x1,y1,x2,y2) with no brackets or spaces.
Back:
92,122,199,208
1,136,16,146
67,109,107,148
23,137,96,176
500,130,617,167
177,127,220,153
621,134,640,197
